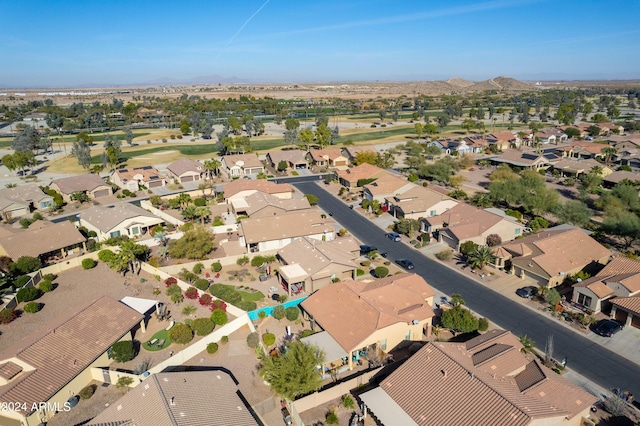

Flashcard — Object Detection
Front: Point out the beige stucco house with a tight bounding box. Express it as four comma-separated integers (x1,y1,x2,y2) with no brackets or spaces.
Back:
78,202,164,241
49,174,113,202
166,158,205,183
111,165,166,191
385,185,458,220
0,221,86,263
222,179,293,203
221,153,264,177
362,173,414,203
0,184,54,220
230,191,310,218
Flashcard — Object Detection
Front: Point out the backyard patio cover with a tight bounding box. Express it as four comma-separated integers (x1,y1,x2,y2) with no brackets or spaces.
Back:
359,387,418,426
300,331,348,362
120,296,158,315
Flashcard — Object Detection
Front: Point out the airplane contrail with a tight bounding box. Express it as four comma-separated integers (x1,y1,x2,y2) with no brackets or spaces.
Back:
216,0,271,59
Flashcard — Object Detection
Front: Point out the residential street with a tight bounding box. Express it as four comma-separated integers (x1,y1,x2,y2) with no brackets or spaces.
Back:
294,181,640,400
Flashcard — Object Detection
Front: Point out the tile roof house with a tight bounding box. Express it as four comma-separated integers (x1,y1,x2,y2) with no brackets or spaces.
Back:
230,191,311,218
238,210,333,253
552,158,612,177
602,170,640,188
300,273,435,371
0,221,86,263
49,174,113,202
266,149,309,170
385,185,458,220
460,135,488,153
359,329,597,426
535,127,568,145
78,202,164,241
496,228,610,287
111,165,166,191
423,204,523,251
336,163,387,190
597,122,624,135
363,173,415,203
428,137,459,155
488,150,558,169
166,158,205,183
341,146,378,164
572,256,640,315
555,141,606,160
0,184,54,220
276,236,358,296
0,296,143,426
306,148,348,169
221,153,264,177
485,131,520,150
221,179,293,202
87,370,259,426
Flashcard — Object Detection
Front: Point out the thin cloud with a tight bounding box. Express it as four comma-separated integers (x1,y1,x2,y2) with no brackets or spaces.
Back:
531,30,640,46
217,0,271,59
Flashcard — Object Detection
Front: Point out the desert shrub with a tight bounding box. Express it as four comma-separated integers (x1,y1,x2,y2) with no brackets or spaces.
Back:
341,394,355,409
148,256,162,267
210,309,228,325
258,311,267,319
98,249,116,263
505,209,522,221
182,305,197,316
545,288,561,306
478,317,489,332
262,333,276,346
81,258,97,269
38,280,53,292
210,299,227,312
13,275,31,288
13,256,42,274
298,329,316,338
179,269,198,283
206,342,219,354
193,262,204,274
221,335,229,344
116,377,134,388
209,284,242,305
168,323,194,344
191,317,215,336
360,260,371,267
285,306,300,321
0,309,17,324
326,412,339,425
16,286,39,303
272,305,286,320
164,277,177,287
199,293,213,306
236,300,257,311
485,234,502,247
460,240,479,257
212,261,222,272
23,302,41,313
194,279,210,291
246,332,259,348
373,266,389,278
194,198,206,207
436,249,453,261
165,284,182,296
185,287,199,299
42,273,56,281
110,341,135,362
79,385,95,400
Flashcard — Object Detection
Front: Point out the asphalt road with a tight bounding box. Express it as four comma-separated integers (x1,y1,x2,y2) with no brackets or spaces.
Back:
294,181,640,399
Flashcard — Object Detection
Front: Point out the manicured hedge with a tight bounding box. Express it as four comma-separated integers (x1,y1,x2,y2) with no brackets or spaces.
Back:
23,302,41,313
191,318,215,336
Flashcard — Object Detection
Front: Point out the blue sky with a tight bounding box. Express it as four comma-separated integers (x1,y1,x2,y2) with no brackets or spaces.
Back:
1,0,639,87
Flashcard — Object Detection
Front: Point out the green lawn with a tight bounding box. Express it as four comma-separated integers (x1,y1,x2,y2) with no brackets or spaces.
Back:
211,283,265,302
90,143,219,163
142,328,171,352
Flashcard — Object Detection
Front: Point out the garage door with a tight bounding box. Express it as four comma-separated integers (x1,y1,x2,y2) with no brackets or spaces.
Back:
149,181,163,188
615,309,628,324
94,189,110,198
182,176,194,182
631,315,640,329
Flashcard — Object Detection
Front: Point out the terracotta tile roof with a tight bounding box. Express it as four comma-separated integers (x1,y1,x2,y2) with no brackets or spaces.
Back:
553,158,604,174
277,237,357,280
267,149,308,165
0,221,86,260
233,191,310,216
239,211,331,244
222,179,292,198
387,185,456,215
366,330,596,426
0,362,22,380
0,184,52,206
336,163,386,184
363,173,412,196
79,202,162,233
300,273,434,352
487,131,517,142
50,174,108,194
611,296,640,314
619,273,640,294
166,158,204,177
114,166,163,184
490,150,552,167
308,148,344,162
88,370,258,426
223,153,262,169
0,296,143,414
574,277,615,299
598,256,640,276
556,141,606,155
425,204,510,241
500,229,610,278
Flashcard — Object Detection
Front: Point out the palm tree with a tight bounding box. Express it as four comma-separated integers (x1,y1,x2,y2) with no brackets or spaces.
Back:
470,193,493,208
518,334,536,355
195,206,210,225
468,246,496,271
204,158,221,179
181,205,197,220
450,293,465,307
601,147,617,165
176,193,191,209
590,165,603,176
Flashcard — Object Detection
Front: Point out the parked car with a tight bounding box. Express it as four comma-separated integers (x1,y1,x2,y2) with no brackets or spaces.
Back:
590,319,623,337
359,245,378,254
516,286,538,298
386,232,401,242
395,258,415,270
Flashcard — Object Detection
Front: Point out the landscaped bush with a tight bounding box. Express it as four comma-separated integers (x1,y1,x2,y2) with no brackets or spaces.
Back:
278,294,288,303
460,241,479,257
185,287,199,300
165,284,182,296
16,286,40,303
360,260,371,267
164,277,177,287
23,302,41,313
13,275,31,288
285,306,300,321
81,258,97,269
148,256,162,267
199,293,213,306
298,329,316,338
341,394,355,409
478,317,489,332
272,305,285,320
326,412,339,425
258,311,267,319
110,341,135,362
436,249,453,261
246,332,259,348
236,300,257,311
373,266,389,278
193,262,204,274
168,323,194,344
210,309,228,325
13,256,42,274
116,377,134,388
39,280,53,292
210,299,227,312
356,269,365,276
42,273,56,281
79,385,95,400
191,317,215,336
194,279,210,291
262,333,276,346
221,335,229,344
212,261,222,272
98,249,116,263
209,284,242,305
206,342,219,354
194,198,206,207
179,269,198,283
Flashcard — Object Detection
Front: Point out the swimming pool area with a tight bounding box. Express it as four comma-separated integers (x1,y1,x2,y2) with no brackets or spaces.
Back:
248,296,308,320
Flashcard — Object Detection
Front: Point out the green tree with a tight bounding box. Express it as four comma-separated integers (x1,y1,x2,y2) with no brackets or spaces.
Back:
285,117,300,131
108,240,149,275
354,150,377,165
211,309,228,325
180,119,191,135
123,127,134,146
168,323,194,344
441,306,479,334
298,128,314,150
554,200,592,227
564,127,580,138
518,335,536,354
414,123,424,138
459,241,479,257
13,256,42,274
110,340,135,362
601,213,640,248
374,151,395,168
277,160,288,172
315,124,331,147
545,288,561,306
71,139,92,170
258,341,325,400
168,226,216,259
461,119,475,133
395,218,421,237
467,246,496,270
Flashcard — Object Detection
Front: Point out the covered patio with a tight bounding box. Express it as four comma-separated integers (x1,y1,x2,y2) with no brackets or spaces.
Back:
278,264,307,296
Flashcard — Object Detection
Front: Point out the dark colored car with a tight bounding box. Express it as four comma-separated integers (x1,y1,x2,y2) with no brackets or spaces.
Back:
359,245,378,254
516,286,537,298
395,258,415,270
591,319,623,337
386,232,401,242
